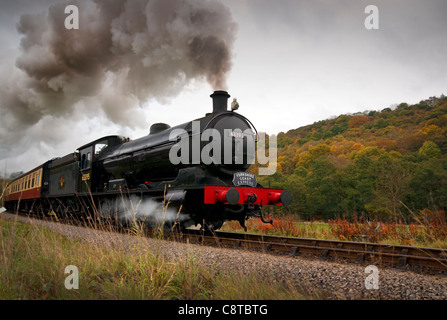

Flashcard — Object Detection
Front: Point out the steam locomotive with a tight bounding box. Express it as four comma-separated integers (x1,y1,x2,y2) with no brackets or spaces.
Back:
3,91,291,230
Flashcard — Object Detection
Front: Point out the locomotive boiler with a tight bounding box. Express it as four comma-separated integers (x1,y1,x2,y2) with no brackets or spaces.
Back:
3,91,291,231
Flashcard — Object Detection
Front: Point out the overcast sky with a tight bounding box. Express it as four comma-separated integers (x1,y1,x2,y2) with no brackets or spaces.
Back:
0,0,446,174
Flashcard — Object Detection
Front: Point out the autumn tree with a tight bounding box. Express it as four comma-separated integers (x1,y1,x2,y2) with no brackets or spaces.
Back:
349,115,370,128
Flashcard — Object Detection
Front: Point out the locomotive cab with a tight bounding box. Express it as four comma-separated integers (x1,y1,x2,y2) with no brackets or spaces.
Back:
77,135,127,192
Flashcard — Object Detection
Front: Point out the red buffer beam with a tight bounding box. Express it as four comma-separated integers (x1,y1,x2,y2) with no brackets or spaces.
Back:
204,186,291,206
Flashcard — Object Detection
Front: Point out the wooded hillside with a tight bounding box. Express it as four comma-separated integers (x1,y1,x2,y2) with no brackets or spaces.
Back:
252,94,447,221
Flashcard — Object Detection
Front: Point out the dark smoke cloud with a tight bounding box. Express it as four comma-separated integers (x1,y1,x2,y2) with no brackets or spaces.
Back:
0,0,236,159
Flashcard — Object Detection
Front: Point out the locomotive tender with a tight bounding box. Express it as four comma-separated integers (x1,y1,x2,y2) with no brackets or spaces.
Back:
3,91,291,230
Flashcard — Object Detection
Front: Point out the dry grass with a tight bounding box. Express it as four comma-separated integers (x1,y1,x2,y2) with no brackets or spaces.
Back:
0,214,315,300
222,211,447,249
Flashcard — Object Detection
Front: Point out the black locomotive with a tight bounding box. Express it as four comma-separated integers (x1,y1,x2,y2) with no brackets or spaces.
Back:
4,91,291,230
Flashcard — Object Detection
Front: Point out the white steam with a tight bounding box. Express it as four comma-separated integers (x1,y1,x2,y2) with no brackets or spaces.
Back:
100,195,189,226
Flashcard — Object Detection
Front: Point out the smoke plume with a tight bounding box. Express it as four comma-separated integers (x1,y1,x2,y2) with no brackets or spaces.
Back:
0,0,236,163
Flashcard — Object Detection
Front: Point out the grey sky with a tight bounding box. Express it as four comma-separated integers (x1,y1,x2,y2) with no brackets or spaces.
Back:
0,0,446,174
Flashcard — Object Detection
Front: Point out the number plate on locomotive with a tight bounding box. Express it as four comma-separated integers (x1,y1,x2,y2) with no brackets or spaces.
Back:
232,172,257,187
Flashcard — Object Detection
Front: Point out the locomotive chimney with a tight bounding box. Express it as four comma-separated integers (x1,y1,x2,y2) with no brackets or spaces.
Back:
210,90,230,113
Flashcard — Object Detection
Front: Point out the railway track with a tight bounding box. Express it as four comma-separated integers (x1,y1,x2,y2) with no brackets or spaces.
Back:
170,229,447,272
2,210,447,272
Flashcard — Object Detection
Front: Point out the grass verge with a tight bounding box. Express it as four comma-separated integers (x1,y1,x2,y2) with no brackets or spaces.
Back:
0,217,317,300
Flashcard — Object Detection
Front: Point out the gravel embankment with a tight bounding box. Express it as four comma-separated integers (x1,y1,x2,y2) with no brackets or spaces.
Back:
2,212,447,300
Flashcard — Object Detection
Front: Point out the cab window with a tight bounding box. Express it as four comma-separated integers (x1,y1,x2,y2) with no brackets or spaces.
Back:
95,140,108,156
81,151,92,169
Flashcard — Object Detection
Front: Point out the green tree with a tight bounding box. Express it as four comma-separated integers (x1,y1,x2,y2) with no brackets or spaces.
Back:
372,153,412,219
418,141,442,158
407,158,447,210
303,156,339,219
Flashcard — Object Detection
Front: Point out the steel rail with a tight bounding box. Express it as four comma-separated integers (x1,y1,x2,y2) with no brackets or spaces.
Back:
173,229,447,271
